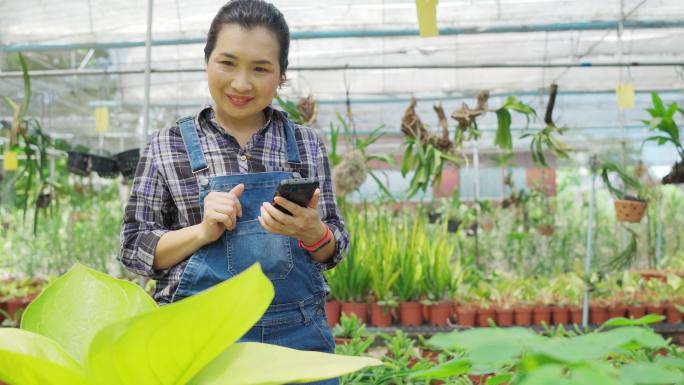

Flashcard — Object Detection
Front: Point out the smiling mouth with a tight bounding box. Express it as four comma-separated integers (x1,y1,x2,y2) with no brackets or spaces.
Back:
226,94,254,107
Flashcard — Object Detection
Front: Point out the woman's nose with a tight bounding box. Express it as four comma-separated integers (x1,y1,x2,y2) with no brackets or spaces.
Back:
231,72,253,93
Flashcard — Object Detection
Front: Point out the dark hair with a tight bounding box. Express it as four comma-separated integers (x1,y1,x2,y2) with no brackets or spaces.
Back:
204,0,290,82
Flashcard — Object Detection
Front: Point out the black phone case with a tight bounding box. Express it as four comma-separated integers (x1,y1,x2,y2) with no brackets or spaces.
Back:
273,178,319,215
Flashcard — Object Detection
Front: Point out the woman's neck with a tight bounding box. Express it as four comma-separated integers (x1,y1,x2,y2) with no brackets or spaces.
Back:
213,107,266,147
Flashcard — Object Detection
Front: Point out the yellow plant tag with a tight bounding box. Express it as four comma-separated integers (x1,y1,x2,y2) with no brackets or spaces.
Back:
616,83,635,110
95,107,110,133
3,150,18,171
416,0,439,38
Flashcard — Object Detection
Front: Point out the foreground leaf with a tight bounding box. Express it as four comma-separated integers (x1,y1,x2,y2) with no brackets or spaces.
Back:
87,263,275,385
189,342,382,385
0,328,88,385
21,263,157,363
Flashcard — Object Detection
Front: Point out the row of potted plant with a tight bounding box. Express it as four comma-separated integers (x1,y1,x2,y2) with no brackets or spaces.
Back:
0,277,47,325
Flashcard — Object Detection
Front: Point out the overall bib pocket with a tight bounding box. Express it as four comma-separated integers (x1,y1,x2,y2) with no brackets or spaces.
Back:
226,219,294,280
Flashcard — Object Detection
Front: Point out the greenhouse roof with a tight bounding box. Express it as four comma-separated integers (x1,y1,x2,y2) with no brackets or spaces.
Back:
0,0,683,162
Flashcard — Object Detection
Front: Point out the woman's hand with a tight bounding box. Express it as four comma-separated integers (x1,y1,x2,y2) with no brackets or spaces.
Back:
198,184,244,245
258,188,327,245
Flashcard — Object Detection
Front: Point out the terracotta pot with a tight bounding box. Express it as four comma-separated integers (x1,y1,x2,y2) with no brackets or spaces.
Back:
533,306,551,326
341,302,368,324
324,300,341,328
496,308,514,327
456,306,477,327
429,302,453,326
589,305,608,325
370,303,393,327
569,306,583,325
614,199,647,223
334,336,351,346
514,306,532,326
627,305,646,319
666,304,683,324
552,306,569,325
478,308,496,327
646,304,666,316
399,302,422,327
607,305,626,320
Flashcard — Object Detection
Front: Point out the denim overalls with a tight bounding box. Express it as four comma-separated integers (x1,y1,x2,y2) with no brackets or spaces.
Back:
171,115,337,385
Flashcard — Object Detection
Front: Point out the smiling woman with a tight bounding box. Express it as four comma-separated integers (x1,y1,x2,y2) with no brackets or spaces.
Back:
117,2,349,385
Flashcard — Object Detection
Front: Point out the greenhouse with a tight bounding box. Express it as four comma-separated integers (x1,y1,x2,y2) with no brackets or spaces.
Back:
1,0,684,384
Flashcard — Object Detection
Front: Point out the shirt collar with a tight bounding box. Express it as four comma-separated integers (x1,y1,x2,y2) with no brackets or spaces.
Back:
199,105,286,138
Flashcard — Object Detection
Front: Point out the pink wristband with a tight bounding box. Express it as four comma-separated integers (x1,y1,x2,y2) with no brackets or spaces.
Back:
298,225,332,252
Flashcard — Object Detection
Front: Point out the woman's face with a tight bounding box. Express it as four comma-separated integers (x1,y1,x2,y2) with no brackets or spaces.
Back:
207,24,282,125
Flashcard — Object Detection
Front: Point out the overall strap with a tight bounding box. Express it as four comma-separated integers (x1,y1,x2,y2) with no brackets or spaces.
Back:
283,119,301,165
177,116,208,173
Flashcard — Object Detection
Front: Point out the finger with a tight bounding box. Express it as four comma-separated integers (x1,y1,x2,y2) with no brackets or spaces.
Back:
308,189,321,209
263,202,294,225
258,215,279,234
209,204,236,216
260,204,286,230
206,212,229,226
228,183,244,217
272,196,304,217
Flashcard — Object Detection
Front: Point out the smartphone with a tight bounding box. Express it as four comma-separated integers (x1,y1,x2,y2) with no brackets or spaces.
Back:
273,177,320,215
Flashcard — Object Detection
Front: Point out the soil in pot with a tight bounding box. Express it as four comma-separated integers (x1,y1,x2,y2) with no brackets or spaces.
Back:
399,302,422,327
370,303,393,327
341,302,368,324
325,300,341,328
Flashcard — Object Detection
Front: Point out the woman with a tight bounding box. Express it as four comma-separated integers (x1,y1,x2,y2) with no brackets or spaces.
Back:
118,1,348,381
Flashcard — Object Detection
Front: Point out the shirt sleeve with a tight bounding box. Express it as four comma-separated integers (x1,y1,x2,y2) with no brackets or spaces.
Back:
117,131,174,279
312,135,350,271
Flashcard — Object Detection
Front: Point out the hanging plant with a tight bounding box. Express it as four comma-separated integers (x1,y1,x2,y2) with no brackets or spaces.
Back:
641,92,684,184
599,160,648,223
520,84,570,167
275,95,318,127
2,52,61,234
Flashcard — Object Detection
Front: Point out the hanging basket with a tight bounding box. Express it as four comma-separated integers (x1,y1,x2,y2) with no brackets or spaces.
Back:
114,148,141,179
614,199,647,223
90,155,119,178
537,224,555,237
67,151,91,176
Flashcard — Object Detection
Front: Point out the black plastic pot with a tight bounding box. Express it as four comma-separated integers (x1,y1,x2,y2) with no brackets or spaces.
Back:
428,212,441,224
67,151,91,176
447,219,461,233
114,148,141,179
90,155,119,178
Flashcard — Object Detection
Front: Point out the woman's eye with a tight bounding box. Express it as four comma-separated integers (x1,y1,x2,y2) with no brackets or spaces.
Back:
221,61,235,66
254,67,267,72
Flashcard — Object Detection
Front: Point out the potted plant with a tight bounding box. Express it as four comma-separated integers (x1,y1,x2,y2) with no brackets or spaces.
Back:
550,277,570,325
332,313,371,347
393,219,424,327
513,279,534,326
599,160,647,223
331,218,371,324
641,92,684,184
533,280,553,326
491,277,515,327
665,274,684,324
644,278,668,321
420,230,457,326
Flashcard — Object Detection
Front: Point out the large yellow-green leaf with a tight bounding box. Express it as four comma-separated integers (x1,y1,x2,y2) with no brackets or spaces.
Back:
0,328,89,385
188,342,382,385
21,263,157,364
87,263,274,385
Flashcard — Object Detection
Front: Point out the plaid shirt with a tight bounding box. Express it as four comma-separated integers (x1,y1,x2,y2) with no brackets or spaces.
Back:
118,105,349,303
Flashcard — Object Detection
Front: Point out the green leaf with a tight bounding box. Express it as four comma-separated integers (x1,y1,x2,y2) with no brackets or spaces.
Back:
0,328,88,385
495,108,513,150
21,263,158,364
651,92,665,114
486,373,513,385
655,356,684,371
18,52,31,118
619,362,684,385
409,358,471,379
86,263,275,385
599,314,665,328
189,342,381,385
